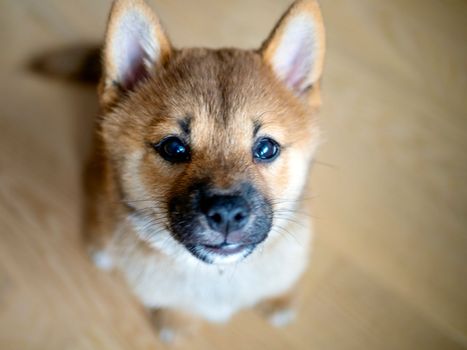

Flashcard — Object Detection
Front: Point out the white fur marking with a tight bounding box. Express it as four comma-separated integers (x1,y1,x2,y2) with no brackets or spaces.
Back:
91,250,114,271
159,328,176,343
269,308,296,327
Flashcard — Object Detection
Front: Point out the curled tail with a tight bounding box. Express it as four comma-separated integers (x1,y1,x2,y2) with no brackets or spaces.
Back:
29,44,101,84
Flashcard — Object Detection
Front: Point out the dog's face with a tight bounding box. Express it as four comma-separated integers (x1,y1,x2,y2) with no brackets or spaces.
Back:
99,0,325,264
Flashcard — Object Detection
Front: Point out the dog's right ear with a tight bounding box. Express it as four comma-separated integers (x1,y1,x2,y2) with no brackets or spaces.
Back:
99,0,171,108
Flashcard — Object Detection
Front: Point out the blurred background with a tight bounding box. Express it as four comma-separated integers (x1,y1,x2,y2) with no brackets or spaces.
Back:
0,0,466,349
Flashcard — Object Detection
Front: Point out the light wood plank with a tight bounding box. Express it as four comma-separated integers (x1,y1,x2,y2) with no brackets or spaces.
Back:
0,0,466,349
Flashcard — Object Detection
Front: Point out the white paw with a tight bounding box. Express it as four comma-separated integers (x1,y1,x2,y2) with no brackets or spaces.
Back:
90,250,114,271
268,308,296,327
159,327,177,344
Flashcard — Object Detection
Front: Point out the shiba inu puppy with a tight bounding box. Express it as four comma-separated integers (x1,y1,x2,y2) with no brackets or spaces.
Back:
85,0,325,341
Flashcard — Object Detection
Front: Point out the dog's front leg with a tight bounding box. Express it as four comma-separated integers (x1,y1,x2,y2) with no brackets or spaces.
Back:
83,214,115,271
83,152,118,271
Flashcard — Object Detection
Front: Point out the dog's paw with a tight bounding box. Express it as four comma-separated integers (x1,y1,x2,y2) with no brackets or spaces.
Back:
150,309,199,345
89,249,114,271
268,308,296,327
256,294,298,328
158,327,178,344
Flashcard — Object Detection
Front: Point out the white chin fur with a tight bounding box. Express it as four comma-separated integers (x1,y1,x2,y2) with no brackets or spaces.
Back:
196,247,249,265
211,253,246,264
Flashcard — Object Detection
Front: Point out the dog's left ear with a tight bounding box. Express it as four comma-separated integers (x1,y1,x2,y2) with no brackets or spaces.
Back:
261,0,325,97
99,0,171,108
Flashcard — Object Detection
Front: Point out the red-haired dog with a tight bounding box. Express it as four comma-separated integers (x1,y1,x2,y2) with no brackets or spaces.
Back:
85,0,325,342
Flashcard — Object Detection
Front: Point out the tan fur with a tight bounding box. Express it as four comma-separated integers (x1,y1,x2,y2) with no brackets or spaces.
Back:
85,0,325,341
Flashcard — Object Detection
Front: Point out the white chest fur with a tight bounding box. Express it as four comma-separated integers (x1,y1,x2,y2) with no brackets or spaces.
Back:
109,217,312,323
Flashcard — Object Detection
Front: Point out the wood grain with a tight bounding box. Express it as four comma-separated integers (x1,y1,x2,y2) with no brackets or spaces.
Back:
0,0,466,349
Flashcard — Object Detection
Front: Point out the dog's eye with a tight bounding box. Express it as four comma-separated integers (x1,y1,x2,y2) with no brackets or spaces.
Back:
153,136,190,163
253,137,280,163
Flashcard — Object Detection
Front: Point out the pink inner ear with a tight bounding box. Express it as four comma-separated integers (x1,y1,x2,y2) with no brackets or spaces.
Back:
285,44,313,91
110,9,159,91
121,40,149,91
271,15,316,94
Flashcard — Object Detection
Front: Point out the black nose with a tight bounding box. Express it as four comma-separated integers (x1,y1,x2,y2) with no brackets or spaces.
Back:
201,195,250,234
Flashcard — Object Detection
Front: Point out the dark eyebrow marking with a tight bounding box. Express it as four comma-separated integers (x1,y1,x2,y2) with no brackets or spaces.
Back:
253,120,262,138
178,116,192,136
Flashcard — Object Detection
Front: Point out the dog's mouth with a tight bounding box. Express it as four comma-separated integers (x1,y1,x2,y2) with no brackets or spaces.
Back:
185,242,257,264
199,243,251,255
167,182,273,264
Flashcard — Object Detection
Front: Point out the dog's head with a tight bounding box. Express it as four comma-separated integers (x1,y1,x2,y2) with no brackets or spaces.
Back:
98,0,325,264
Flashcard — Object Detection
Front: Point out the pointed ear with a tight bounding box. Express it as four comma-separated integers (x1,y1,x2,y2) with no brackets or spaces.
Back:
261,0,325,96
100,0,171,107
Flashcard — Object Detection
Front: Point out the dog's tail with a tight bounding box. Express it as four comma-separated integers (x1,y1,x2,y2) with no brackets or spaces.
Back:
29,44,101,84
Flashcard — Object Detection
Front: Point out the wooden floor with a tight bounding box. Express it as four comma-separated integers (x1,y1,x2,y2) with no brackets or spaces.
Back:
1,0,466,349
